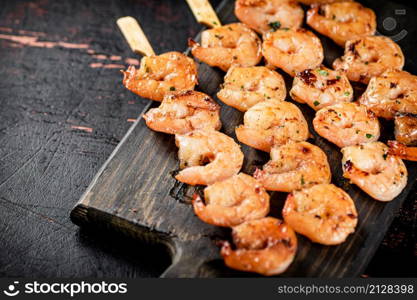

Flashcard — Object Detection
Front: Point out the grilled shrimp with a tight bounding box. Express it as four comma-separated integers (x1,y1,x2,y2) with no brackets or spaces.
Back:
283,184,357,245
122,52,198,101
217,66,286,112
313,102,380,148
262,28,324,77
189,23,262,72
394,115,417,146
235,101,309,152
333,36,404,84
388,140,417,161
143,90,221,134
290,66,353,111
175,130,244,185
220,217,297,276
342,142,408,201
359,70,417,119
192,173,269,227
235,0,304,34
306,1,376,47
254,141,331,192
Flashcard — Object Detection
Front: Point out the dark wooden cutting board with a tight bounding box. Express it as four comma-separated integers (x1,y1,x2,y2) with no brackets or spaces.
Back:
70,0,417,277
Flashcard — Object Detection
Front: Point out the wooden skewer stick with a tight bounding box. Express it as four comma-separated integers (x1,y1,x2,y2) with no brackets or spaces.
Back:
117,16,156,56
185,0,221,28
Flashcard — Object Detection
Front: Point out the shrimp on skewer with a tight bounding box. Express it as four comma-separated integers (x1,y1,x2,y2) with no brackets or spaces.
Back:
359,70,417,120
262,28,324,77
143,90,221,134
192,173,269,227
235,0,304,34
333,36,404,84
283,184,357,245
254,141,331,192
394,115,417,146
307,1,376,47
217,66,286,112
342,142,408,201
290,66,353,111
175,130,244,185
189,23,262,72
122,52,198,101
388,140,417,161
220,217,297,276
235,101,309,152
313,102,380,148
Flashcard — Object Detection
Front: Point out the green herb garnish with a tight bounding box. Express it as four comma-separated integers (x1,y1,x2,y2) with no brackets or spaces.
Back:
313,101,320,106
366,133,373,139
317,69,329,76
268,21,281,31
170,86,176,91
344,91,350,96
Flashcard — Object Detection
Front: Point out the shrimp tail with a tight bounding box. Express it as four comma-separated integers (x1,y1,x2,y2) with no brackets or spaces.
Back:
122,65,136,88
388,140,417,161
188,38,199,50
220,241,232,257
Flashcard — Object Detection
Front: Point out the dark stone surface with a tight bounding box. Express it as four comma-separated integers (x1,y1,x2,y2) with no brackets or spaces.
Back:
0,0,415,277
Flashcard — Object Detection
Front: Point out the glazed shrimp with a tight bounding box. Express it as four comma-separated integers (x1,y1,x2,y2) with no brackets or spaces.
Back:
143,90,221,134
192,173,269,227
307,1,376,47
235,101,309,152
122,52,198,101
175,130,244,185
235,0,304,34
290,66,353,111
388,140,417,161
262,28,324,76
394,115,417,146
313,102,380,148
254,141,331,192
342,142,408,201
220,217,297,276
359,70,417,120
217,66,286,112
283,184,357,245
333,36,404,84
189,23,262,72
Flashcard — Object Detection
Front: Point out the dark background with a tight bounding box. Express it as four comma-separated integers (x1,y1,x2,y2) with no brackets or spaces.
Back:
0,0,415,277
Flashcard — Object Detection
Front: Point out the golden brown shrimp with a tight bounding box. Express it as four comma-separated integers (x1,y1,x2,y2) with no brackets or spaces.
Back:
333,36,404,84
262,28,324,76
175,130,244,185
217,66,286,112
254,141,331,192
359,69,417,119
220,217,297,276
235,0,304,34
394,115,417,146
235,101,309,152
122,52,198,101
283,184,357,245
388,140,417,161
192,173,269,227
290,66,353,111
189,23,262,72
143,90,221,134
307,1,376,47
342,142,408,201
313,102,380,148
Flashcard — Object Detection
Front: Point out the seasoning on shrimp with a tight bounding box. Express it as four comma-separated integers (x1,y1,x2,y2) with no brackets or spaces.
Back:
235,0,304,34
235,101,309,152
290,66,353,111
341,142,408,201
189,23,262,72
220,217,297,276
283,184,358,245
254,141,331,192
192,173,269,227
333,36,404,84
122,51,198,101
307,1,376,47
262,28,324,77
143,90,221,134
217,66,286,112
175,130,244,185
394,115,417,146
313,102,380,148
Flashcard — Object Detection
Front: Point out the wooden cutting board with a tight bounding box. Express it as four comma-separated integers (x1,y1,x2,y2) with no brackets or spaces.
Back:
71,0,417,277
